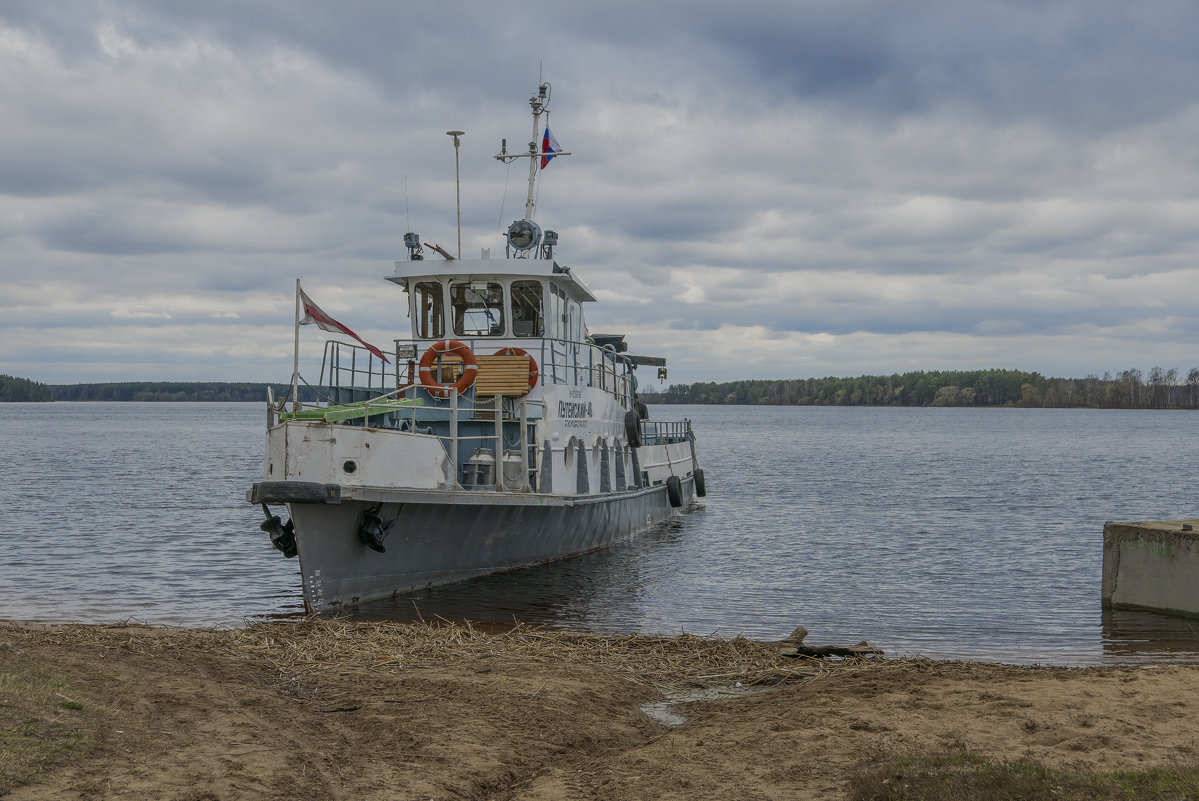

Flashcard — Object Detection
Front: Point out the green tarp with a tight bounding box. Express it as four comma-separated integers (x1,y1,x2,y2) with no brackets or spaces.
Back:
280,398,423,423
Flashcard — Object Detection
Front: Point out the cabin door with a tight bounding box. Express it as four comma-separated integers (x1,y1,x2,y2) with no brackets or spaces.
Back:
546,283,574,385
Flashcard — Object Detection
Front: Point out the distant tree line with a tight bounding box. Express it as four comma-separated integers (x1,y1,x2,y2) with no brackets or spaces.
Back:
7,367,1199,408
45,382,315,402
0,374,51,401
646,368,1199,409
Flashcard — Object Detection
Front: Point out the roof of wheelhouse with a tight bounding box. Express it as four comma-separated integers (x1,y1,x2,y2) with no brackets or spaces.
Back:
386,257,597,302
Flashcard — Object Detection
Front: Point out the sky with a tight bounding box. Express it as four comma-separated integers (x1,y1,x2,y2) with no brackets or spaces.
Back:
2,1,1199,389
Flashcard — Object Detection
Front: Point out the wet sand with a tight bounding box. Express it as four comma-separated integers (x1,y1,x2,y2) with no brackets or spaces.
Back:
2,620,1198,800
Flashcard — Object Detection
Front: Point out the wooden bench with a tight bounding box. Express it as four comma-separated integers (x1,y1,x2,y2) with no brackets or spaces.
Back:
474,354,534,397
423,354,534,398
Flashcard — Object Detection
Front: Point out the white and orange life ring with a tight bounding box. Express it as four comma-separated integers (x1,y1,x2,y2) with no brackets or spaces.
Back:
418,340,478,399
495,346,539,395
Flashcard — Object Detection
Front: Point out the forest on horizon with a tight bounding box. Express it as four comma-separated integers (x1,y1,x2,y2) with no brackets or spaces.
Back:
0,377,315,403
4,367,1199,409
642,367,1199,409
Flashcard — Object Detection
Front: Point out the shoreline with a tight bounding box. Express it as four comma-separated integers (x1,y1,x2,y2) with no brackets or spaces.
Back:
4,609,1198,668
3,619,1199,800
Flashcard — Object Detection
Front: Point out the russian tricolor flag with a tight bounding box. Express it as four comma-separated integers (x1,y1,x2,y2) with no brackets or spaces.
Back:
540,126,561,169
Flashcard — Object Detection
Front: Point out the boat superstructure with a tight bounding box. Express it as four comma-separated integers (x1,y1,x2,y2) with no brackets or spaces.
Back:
248,84,704,613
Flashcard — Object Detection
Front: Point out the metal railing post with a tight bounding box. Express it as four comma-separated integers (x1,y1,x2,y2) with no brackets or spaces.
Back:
450,387,459,485
519,399,529,491
494,394,504,490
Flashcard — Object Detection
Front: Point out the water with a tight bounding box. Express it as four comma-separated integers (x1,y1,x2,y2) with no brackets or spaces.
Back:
2,402,1197,665
0,403,303,623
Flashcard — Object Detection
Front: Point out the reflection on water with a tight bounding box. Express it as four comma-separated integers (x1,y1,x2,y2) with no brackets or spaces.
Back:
1102,607,1199,663
338,518,692,630
341,560,1199,667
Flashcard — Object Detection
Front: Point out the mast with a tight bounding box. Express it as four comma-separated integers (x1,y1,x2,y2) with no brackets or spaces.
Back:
495,83,571,222
523,92,541,221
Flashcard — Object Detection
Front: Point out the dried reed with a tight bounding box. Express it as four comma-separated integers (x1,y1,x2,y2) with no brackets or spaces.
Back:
1,619,1073,692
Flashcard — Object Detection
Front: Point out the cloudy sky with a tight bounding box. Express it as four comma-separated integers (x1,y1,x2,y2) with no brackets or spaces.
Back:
2,1,1198,388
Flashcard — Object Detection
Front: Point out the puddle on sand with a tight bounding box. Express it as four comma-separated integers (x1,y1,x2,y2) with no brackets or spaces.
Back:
639,683,774,726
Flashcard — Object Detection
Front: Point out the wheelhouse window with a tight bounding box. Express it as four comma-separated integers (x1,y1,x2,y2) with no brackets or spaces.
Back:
414,281,444,339
511,280,544,337
451,281,505,337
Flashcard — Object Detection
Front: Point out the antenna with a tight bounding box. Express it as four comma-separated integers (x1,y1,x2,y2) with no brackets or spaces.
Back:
493,82,571,223
446,130,465,258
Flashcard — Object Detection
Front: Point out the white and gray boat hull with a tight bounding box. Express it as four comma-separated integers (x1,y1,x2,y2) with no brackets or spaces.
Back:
253,479,694,612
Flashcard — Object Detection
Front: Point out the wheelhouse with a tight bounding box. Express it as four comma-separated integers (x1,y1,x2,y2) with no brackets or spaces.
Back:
389,258,593,344
381,258,632,398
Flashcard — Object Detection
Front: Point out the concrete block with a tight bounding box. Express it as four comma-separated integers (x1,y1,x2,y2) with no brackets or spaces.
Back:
1103,520,1199,618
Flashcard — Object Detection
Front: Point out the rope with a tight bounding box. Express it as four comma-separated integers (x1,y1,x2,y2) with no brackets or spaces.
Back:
494,159,514,252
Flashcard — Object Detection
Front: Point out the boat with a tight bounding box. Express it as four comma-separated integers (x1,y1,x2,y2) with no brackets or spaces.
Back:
247,83,705,613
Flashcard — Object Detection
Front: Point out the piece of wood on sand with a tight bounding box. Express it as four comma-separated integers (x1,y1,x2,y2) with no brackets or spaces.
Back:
773,625,884,659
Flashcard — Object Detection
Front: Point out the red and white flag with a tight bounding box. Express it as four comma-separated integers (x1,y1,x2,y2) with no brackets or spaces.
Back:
298,285,389,363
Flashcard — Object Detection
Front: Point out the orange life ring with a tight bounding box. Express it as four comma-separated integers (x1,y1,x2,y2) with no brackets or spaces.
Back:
418,340,478,399
495,347,539,395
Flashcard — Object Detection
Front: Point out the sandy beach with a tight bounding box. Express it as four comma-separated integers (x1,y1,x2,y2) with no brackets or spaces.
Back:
2,619,1198,800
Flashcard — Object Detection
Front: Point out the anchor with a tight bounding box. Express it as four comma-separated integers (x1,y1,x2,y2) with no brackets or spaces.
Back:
259,503,297,558
357,503,394,553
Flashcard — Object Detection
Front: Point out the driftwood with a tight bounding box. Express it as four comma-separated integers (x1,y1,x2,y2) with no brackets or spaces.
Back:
773,625,883,659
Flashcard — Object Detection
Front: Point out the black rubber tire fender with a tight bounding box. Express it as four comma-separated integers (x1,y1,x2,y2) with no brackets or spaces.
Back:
694,468,706,498
666,475,683,508
624,409,642,448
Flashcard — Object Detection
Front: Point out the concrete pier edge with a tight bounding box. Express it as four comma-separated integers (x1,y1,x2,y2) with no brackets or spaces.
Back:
1103,519,1199,619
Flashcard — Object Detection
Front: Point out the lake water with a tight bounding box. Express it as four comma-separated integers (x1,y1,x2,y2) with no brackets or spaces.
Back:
2,402,1197,665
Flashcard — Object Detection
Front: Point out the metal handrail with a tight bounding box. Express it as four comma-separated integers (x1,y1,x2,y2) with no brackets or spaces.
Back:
300,337,646,493
321,340,395,405
283,376,548,493
639,418,693,446
317,333,641,421
390,335,637,406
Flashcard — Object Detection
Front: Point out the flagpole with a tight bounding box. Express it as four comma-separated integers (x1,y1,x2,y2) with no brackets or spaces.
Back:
292,278,301,412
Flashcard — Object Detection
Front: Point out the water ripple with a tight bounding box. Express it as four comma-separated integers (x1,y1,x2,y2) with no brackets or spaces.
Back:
2,402,1197,663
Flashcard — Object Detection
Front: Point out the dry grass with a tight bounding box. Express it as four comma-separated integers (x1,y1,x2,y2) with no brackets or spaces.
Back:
0,649,95,795
6,618,1085,693
5,617,897,692
6,621,1199,799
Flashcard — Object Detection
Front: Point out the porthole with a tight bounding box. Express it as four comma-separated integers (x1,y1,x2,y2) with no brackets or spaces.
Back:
343,460,358,474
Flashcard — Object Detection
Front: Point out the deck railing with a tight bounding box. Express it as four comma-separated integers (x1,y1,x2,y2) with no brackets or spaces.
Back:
389,336,637,406
320,341,393,405
318,337,638,406
278,377,545,493
639,419,694,446
291,338,656,492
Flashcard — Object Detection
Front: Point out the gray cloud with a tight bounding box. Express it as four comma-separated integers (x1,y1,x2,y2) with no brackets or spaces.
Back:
2,0,1199,385
702,1,1199,130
